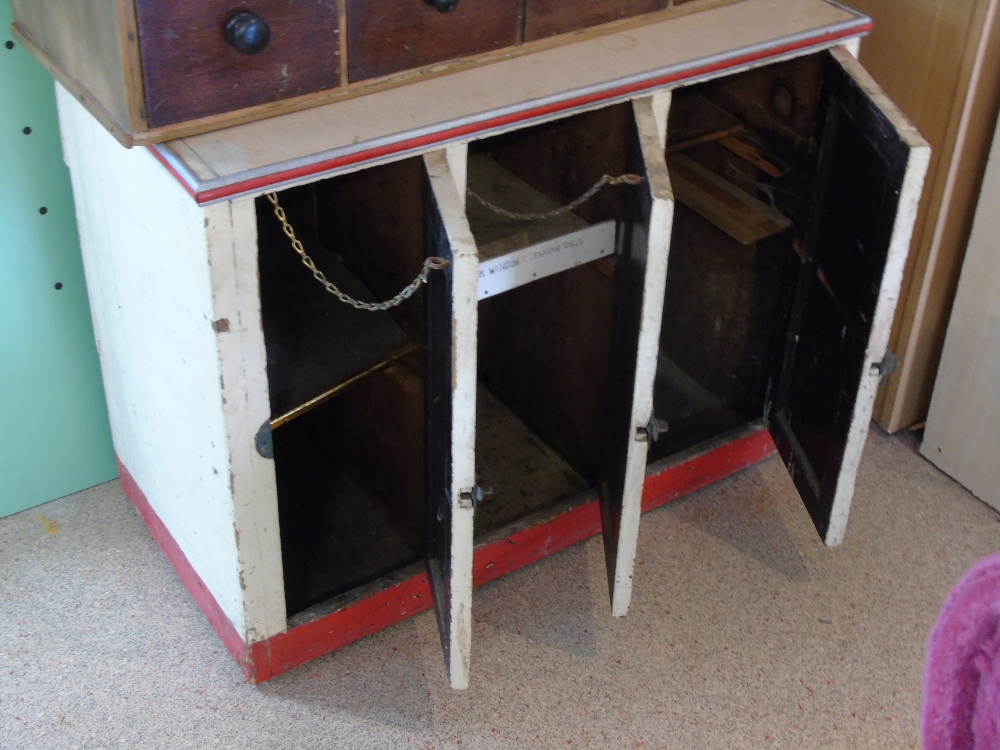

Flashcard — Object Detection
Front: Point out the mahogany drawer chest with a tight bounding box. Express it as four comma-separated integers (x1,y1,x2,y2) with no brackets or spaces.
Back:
19,0,737,145
41,0,926,689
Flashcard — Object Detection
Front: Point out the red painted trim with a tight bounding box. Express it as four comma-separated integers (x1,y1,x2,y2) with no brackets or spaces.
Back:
150,23,870,205
642,428,776,512
147,147,197,198
250,573,433,681
116,459,256,681
119,427,776,683
475,500,604,588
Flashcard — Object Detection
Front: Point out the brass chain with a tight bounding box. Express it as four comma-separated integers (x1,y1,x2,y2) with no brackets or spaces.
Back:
467,173,645,221
266,192,448,312
267,172,641,308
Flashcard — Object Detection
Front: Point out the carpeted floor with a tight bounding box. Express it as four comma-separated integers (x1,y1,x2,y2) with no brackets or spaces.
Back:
1,426,997,749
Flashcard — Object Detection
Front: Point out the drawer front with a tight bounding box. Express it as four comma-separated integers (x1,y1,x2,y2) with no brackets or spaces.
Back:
347,0,519,82
524,0,669,41
136,0,340,128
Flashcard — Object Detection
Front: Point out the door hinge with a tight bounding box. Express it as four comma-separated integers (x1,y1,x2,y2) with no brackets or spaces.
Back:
636,417,670,443
873,351,899,386
255,421,274,459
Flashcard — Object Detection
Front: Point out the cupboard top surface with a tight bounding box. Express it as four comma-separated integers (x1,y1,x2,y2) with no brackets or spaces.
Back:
150,0,869,205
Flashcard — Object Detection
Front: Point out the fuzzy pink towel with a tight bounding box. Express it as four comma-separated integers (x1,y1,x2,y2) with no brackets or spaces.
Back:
923,554,1000,750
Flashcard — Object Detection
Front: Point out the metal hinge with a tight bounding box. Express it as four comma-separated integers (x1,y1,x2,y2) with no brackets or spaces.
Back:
873,351,899,386
636,417,670,443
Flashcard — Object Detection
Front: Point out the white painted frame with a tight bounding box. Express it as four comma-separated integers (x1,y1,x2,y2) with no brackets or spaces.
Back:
424,149,479,691
610,94,675,617
56,86,286,643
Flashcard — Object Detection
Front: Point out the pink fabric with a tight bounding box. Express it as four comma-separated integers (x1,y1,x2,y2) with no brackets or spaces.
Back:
924,554,1000,750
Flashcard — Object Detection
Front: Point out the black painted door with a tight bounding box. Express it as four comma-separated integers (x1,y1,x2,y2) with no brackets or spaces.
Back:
424,151,478,689
599,97,674,615
766,47,929,546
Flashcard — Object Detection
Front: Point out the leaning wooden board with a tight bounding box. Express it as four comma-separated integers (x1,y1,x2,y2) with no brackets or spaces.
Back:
13,0,750,146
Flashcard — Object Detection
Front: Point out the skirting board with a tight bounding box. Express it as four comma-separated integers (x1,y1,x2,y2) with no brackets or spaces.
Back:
118,427,775,684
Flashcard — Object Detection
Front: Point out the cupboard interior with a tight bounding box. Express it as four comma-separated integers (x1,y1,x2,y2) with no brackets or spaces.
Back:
647,53,828,463
257,104,636,619
468,105,635,539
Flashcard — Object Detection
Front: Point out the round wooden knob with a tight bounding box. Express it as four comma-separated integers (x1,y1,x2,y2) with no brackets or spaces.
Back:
225,11,271,55
424,0,460,12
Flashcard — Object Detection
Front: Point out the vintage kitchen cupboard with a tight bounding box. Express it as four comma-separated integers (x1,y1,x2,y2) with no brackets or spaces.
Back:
51,0,927,689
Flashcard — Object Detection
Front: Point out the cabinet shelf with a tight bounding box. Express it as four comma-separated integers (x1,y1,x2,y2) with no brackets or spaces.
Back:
667,153,792,245
467,154,616,301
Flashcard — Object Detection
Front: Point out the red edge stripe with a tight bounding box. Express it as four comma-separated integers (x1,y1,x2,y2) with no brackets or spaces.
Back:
116,458,258,682
148,23,870,205
120,428,775,684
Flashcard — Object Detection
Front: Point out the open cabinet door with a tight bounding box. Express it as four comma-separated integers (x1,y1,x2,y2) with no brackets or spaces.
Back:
423,150,478,690
600,96,675,616
766,46,930,546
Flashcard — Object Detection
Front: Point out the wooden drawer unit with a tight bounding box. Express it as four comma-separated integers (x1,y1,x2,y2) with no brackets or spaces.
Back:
346,0,519,81
134,0,340,128
524,0,669,41
12,0,744,145
51,0,923,689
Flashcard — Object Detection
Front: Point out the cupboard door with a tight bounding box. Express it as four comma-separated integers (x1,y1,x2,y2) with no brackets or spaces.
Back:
600,97,674,616
423,151,479,690
766,47,929,546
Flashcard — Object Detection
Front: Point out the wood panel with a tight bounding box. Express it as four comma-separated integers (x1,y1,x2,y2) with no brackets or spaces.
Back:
347,0,519,82
135,0,340,127
10,0,134,133
524,0,668,41
921,119,1000,511
848,0,1000,431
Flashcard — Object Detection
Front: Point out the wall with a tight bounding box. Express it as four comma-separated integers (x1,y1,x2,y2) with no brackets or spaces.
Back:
0,0,116,518
921,117,1000,511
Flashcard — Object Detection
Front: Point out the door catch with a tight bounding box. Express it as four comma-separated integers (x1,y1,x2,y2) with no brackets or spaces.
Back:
873,351,899,386
458,486,492,510
636,417,670,443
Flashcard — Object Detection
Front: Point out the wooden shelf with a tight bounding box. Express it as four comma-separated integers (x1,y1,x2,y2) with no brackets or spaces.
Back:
467,154,617,300
668,153,792,244
467,154,590,258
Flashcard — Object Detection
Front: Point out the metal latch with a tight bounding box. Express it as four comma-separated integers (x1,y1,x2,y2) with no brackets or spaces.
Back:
873,351,899,386
458,486,491,510
255,421,274,459
636,417,670,443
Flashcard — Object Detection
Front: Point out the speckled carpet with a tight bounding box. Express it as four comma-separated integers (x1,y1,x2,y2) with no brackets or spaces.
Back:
2,427,998,749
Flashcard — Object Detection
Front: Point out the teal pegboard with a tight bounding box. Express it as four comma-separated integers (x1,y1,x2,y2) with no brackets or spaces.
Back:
0,2,117,518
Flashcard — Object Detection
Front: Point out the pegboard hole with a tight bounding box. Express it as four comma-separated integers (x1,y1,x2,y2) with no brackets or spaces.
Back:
54,283,64,291
5,41,14,50
39,207,48,215
23,126,32,135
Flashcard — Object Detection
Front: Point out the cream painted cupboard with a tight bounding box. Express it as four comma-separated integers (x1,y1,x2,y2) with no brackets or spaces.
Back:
54,0,927,689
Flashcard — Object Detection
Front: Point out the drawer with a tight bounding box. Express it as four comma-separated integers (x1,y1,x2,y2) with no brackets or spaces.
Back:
135,0,340,128
524,0,669,41
347,0,519,82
